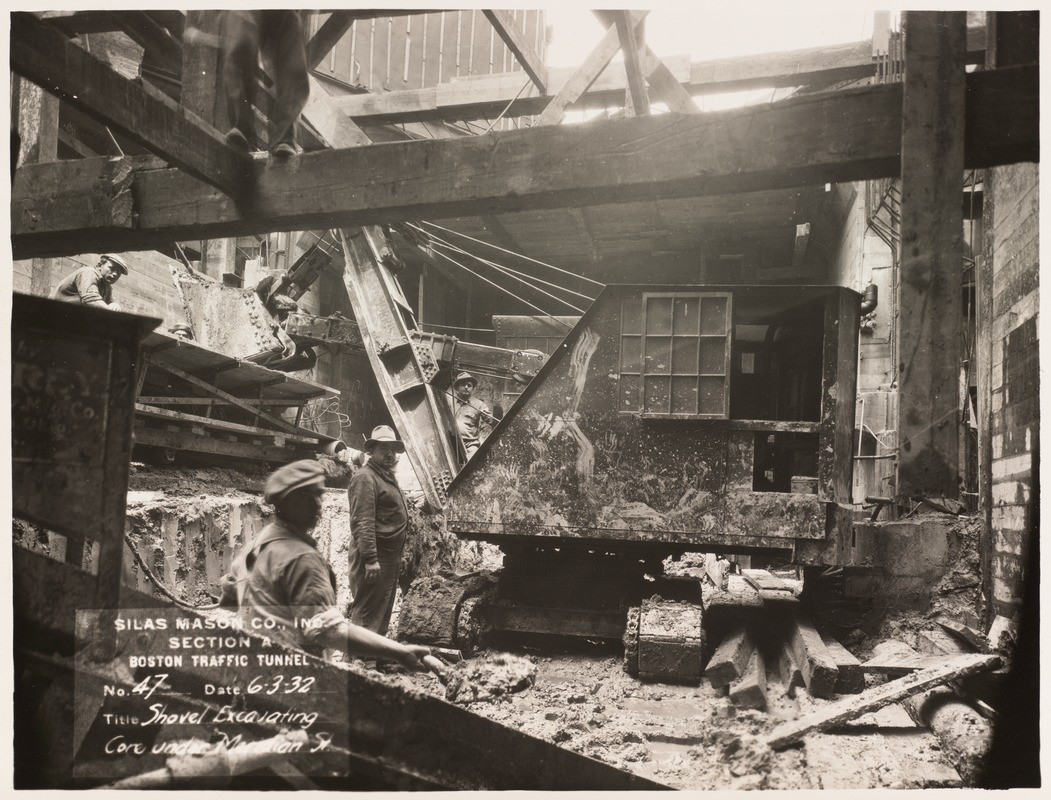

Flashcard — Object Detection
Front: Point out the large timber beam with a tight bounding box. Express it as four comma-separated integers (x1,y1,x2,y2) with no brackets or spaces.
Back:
593,9,697,115
306,11,357,69
482,10,548,93
612,11,650,115
896,12,967,500
335,28,988,124
11,12,244,198
12,66,1036,260
535,10,647,125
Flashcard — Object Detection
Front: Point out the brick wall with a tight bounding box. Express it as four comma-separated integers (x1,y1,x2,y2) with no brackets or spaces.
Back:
981,161,1038,618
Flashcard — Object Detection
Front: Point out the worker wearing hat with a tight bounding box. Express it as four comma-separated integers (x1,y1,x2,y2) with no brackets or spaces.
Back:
347,425,409,636
451,371,493,459
220,459,429,669
51,253,129,311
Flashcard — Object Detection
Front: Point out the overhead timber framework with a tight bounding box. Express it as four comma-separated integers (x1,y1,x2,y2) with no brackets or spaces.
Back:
11,11,1035,261
9,10,1041,504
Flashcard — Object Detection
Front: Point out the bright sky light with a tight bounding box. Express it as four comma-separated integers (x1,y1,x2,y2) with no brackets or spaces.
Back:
544,4,878,68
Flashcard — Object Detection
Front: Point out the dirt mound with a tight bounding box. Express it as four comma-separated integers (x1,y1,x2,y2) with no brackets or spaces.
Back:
443,653,537,704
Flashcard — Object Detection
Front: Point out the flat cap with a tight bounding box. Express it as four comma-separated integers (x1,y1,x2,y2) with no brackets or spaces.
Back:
101,253,130,275
264,459,326,504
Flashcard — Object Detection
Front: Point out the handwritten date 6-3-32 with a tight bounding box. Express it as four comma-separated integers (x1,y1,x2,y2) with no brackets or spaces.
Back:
246,675,316,695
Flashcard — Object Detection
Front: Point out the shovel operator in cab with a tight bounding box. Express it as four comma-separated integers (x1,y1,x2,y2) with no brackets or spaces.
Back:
221,459,429,669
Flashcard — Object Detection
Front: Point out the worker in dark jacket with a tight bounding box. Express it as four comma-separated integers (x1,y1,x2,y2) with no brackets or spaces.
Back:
220,10,309,158
348,425,409,636
51,254,128,310
221,459,428,669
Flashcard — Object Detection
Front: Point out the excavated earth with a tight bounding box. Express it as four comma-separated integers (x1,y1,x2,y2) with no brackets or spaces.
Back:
12,464,987,790
357,638,964,790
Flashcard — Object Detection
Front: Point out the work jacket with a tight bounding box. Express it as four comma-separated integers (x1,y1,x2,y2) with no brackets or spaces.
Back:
52,265,113,307
222,518,338,654
347,460,408,565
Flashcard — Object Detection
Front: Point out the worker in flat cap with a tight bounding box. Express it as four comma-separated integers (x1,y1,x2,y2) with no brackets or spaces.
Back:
51,254,128,311
220,459,429,669
451,371,493,459
347,425,409,636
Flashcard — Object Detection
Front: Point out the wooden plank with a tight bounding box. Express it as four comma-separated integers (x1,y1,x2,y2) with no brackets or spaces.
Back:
704,627,754,689
592,10,693,116
11,66,1038,260
135,403,319,443
729,649,767,709
935,617,991,653
535,12,646,126
12,156,137,238
822,635,865,694
861,651,942,676
304,75,372,148
482,10,548,93
612,11,650,115
112,10,182,71
11,12,244,199
638,45,700,114
133,424,301,462
818,288,859,501
896,11,967,500
306,11,357,70
779,643,804,697
766,653,1001,749
741,569,789,591
335,29,987,124
150,361,302,435
787,612,839,699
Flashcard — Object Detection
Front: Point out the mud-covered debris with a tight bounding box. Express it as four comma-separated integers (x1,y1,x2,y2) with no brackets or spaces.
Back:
443,653,537,704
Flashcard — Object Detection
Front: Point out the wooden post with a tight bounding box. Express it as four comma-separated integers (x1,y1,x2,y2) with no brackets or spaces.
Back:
896,11,966,500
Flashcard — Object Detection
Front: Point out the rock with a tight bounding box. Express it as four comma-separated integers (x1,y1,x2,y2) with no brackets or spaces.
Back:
568,694,587,703
543,711,561,721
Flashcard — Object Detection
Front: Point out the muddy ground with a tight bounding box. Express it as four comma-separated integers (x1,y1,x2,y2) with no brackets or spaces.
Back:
357,629,963,790
15,464,985,790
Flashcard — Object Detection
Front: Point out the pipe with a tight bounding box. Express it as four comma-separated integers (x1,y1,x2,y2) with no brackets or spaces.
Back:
859,283,879,315
318,438,347,456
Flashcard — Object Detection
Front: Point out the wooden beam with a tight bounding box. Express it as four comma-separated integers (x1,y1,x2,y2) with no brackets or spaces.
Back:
788,611,839,698
479,215,522,253
592,10,695,114
705,627,754,689
111,10,182,70
638,44,700,113
306,11,357,70
767,653,1001,750
38,10,119,35
303,75,372,148
336,28,988,124
535,10,647,126
568,208,601,264
11,66,1037,260
612,11,650,115
11,12,244,199
150,361,303,436
729,650,768,709
483,10,548,93
896,12,967,500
